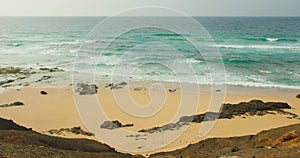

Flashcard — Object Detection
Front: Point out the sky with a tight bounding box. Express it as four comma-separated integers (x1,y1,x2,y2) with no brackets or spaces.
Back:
0,0,300,16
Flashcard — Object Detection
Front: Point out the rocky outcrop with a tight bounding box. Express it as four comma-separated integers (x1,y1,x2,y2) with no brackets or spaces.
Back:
0,79,15,86
0,117,139,157
39,67,64,72
105,82,127,89
101,121,121,129
274,130,299,147
75,83,98,95
138,122,187,133
100,120,134,130
0,67,66,88
48,127,94,136
0,67,29,75
134,87,146,91
0,117,30,131
37,75,51,82
140,100,298,133
150,123,300,158
179,100,296,123
0,101,24,108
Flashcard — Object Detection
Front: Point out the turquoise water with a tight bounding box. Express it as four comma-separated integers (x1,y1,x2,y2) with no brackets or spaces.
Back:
0,17,299,89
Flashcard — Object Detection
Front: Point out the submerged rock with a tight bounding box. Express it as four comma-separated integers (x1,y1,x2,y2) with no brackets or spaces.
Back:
37,75,51,82
0,67,22,74
0,67,33,75
119,82,127,86
39,67,64,72
0,79,14,86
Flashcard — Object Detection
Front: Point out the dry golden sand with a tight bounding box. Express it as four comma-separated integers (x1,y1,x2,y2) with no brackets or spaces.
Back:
0,84,299,155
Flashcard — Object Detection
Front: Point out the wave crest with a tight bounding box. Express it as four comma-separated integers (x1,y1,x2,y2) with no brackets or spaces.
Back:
214,44,300,50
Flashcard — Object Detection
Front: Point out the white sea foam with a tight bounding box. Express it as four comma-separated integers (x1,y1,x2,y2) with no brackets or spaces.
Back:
214,44,300,50
258,70,272,74
225,81,300,90
49,40,97,46
266,38,279,42
185,58,203,64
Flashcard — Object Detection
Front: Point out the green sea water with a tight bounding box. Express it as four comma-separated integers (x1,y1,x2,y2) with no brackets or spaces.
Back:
0,17,299,89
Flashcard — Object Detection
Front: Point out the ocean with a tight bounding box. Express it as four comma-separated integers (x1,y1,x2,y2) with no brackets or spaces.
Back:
0,17,299,89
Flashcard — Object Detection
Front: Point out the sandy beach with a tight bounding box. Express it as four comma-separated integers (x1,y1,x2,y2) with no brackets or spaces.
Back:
0,83,299,155
0,2,300,157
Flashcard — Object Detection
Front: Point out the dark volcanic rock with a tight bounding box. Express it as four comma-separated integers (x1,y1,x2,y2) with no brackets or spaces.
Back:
40,91,48,95
296,94,300,99
179,112,220,123
0,117,139,157
150,123,300,158
0,67,22,74
0,117,30,131
12,101,24,106
39,67,64,72
76,83,98,95
100,120,134,130
122,123,134,127
105,82,127,89
0,67,33,76
168,89,177,92
0,79,15,86
119,82,127,86
100,120,122,130
134,87,147,91
0,101,24,108
142,100,297,133
48,126,94,136
180,100,294,123
37,75,51,82
231,146,240,152
138,122,186,133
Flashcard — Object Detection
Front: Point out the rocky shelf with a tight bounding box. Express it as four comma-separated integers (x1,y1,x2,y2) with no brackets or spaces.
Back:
139,100,299,133
100,120,134,130
48,127,94,137
0,101,24,108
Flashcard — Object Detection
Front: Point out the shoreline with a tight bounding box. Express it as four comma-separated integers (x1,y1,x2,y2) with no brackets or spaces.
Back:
0,82,299,155
1,79,299,95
